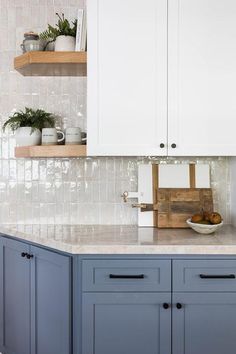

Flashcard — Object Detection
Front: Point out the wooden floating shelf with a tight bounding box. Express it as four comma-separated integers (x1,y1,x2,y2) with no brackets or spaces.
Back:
15,145,87,158
14,51,87,77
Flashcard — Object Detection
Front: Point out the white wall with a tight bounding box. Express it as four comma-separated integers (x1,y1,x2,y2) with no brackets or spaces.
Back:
230,158,236,226
0,0,231,225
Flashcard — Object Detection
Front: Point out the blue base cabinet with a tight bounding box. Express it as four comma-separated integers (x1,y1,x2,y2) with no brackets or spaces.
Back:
30,246,71,354
80,257,236,354
172,293,236,354
80,258,172,354
2,236,236,354
172,259,236,354
0,238,31,354
0,236,71,354
82,292,171,354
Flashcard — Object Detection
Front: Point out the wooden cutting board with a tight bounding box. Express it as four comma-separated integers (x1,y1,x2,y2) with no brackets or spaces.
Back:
154,188,213,228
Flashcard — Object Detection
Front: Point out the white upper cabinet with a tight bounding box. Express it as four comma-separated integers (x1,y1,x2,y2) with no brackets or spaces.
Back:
168,0,236,156
88,0,236,156
87,0,168,156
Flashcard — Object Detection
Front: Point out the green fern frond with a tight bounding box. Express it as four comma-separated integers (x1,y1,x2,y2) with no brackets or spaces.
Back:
39,12,77,40
3,108,55,133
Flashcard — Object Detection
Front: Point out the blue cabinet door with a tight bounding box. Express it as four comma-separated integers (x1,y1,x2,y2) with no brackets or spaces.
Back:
0,237,30,354
173,292,236,354
30,246,71,354
82,292,171,354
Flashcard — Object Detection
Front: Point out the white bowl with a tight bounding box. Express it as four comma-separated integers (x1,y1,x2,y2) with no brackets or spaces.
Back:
186,218,224,234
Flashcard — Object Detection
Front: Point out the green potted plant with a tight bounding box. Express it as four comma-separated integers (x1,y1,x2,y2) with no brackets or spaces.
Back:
3,107,55,146
40,13,77,51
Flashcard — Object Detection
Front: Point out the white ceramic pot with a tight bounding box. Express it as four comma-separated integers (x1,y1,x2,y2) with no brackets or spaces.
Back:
55,35,76,51
15,127,41,147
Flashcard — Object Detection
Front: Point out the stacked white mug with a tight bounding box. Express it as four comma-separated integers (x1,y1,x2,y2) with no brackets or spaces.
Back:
65,127,86,145
41,128,65,145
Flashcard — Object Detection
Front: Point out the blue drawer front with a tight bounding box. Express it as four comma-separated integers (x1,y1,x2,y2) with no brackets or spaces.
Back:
82,259,171,292
173,260,236,292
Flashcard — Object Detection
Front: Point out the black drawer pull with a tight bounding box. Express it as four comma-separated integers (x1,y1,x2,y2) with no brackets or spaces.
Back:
200,274,235,279
109,274,145,279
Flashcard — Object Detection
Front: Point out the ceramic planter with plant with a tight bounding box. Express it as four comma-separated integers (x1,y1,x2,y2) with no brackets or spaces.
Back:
40,13,77,51
3,107,55,147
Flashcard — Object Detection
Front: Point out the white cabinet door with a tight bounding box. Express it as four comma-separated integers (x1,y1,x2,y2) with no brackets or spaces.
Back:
87,0,167,156
168,0,236,156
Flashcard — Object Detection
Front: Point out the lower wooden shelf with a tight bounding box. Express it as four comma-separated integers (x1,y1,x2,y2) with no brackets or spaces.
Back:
15,145,87,158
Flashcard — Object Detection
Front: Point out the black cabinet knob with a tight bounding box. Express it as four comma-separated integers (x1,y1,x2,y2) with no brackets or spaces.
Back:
176,303,182,309
21,252,27,258
163,303,169,309
26,254,34,259
160,143,165,149
171,143,177,149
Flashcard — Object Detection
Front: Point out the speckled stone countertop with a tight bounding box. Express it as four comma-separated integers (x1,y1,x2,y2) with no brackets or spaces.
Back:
0,224,236,255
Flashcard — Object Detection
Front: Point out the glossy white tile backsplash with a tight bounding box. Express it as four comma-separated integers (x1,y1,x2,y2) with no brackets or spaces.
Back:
0,0,231,225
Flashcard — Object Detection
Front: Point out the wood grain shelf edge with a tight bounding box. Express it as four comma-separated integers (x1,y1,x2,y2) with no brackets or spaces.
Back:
14,51,87,69
15,145,87,158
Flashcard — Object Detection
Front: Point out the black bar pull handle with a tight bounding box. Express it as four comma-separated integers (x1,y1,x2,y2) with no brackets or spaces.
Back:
109,274,145,279
200,274,235,279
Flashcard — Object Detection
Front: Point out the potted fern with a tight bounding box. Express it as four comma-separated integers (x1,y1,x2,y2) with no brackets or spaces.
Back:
40,13,77,51
3,108,55,146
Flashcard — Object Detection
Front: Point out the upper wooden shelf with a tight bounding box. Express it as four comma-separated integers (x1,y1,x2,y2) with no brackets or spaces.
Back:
15,145,87,158
14,51,87,77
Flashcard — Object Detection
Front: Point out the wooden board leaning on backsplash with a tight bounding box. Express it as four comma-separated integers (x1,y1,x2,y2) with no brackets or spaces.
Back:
152,165,213,228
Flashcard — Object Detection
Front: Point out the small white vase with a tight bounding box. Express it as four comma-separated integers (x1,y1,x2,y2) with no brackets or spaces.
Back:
55,35,76,51
15,127,41,147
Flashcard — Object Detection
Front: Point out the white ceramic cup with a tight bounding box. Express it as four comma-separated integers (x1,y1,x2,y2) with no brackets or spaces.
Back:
65,127,86,145
42,128,65,145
